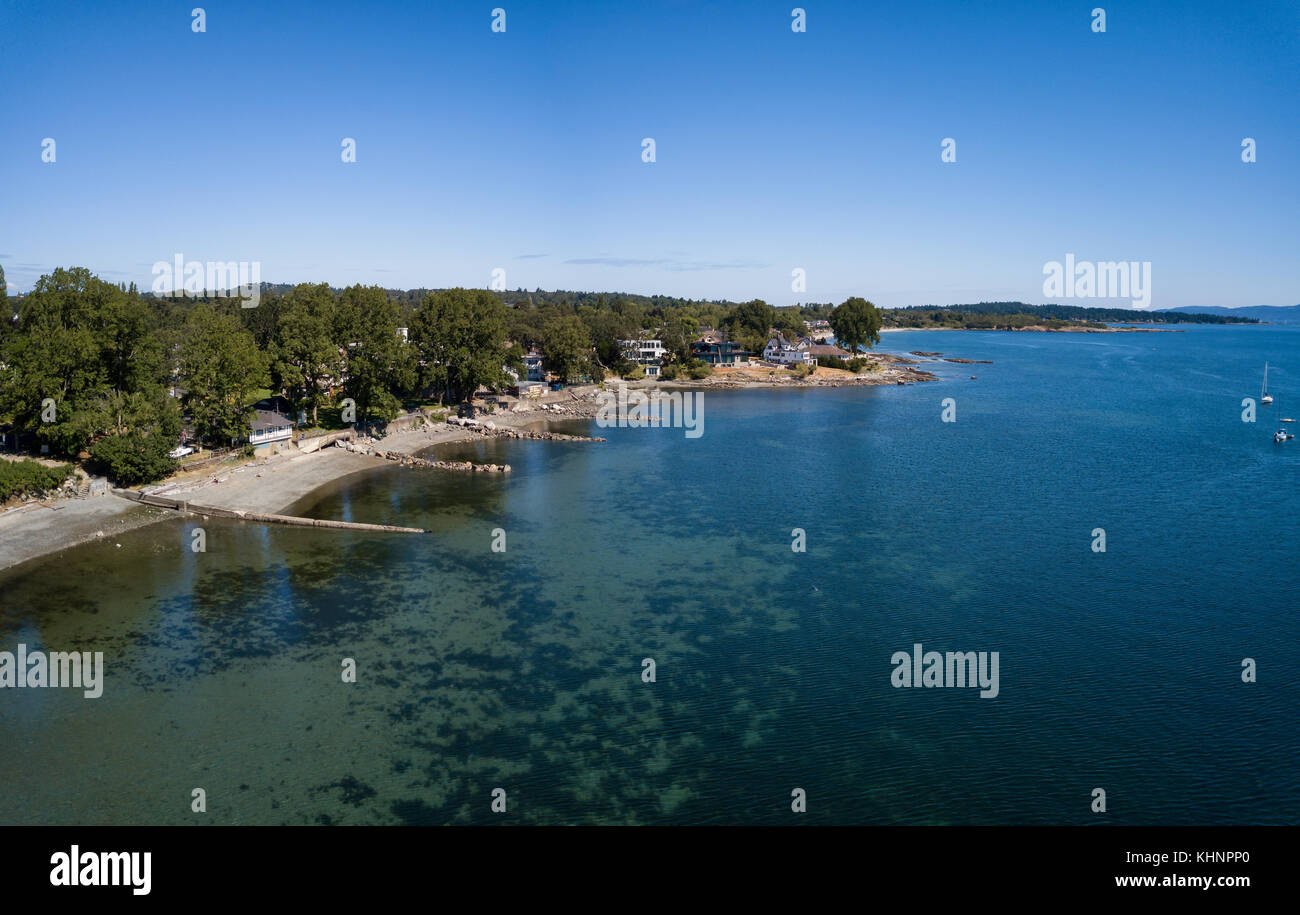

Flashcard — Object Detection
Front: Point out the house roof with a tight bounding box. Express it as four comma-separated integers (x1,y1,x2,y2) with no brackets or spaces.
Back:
253,395,294,415
808,344,852,357
251,410,292,432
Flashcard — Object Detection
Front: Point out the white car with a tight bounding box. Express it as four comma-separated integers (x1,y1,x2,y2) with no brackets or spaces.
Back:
168,445,195,459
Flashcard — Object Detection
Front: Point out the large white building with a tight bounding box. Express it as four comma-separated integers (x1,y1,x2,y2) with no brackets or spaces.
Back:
762,333,814,365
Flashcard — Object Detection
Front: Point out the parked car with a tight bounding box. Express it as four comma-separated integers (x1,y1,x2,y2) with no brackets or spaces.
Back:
168,445,195,459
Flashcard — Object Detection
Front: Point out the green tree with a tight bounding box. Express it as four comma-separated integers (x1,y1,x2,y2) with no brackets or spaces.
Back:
241,289,286,351
335,285,415,422
0,264,9,347
723,299,776,353
179,304,269,444
540,313,593,383
772,307,806,341
100,292,167,397
410,288,512,404
273,283,340,424
577,306,636,374
0,268,115,454
829,296,882,354
88,390,181,484
656,312,700,364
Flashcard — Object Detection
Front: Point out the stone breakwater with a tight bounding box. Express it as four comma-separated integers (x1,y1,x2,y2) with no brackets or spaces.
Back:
445,416,606,442
336,439,512,472
476,427,607,443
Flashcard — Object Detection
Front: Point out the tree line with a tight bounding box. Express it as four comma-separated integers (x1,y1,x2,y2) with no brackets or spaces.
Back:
0,265,884,485
886,302,1256,325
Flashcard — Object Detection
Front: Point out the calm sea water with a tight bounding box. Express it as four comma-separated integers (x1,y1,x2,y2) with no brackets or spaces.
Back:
2,324,1297,825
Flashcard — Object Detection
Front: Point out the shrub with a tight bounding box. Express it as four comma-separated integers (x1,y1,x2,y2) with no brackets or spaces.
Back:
815,354,870,372
0,459,75,501
90,432,178,486
686,360,713,379
662,360,713,380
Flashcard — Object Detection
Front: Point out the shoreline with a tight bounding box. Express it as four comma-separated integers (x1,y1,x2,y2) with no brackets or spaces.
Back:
0,364,934,573
880,325,1182,333
0,413,577,574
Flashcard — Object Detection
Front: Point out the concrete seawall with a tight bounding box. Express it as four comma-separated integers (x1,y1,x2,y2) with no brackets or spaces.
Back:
112,489,427,534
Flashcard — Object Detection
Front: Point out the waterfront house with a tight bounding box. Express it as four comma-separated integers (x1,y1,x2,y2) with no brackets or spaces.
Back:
525,351,545,382
619,338,666,376
691,340,749,367
808,342,853,361
763,333,815,365
249,409,294,450
803,319,833,342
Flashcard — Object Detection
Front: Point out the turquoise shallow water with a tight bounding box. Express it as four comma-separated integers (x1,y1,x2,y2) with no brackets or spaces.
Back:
1,324,1297,824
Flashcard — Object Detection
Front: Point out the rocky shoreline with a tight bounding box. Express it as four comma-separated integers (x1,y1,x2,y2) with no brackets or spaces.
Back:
445,415,605,440
336,438,512,472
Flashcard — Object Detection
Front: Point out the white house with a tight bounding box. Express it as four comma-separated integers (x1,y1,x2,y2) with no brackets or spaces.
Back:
525,351,545,381
619,338,665,377
763,333,814,365
620,338,665,363
249,410,294,449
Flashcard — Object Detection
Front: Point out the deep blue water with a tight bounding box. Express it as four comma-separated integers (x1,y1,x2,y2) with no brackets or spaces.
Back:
1,324,1296,824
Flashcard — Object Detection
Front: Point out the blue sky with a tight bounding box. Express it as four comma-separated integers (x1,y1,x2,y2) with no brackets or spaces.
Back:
2,0,1296,308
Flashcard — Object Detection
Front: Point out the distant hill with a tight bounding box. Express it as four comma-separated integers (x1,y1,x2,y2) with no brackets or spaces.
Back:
1162,305,1300,324
889,302,1255,324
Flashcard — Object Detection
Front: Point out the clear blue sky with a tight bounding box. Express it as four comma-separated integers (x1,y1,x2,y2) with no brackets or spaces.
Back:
2,0,1296,308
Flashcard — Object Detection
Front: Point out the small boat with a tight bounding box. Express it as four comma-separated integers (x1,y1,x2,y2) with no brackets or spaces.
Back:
1274,429,1293,443
1261,362,1273,405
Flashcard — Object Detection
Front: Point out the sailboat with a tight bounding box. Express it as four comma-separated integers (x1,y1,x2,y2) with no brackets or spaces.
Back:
1261,362,1273,405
